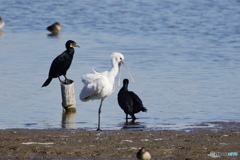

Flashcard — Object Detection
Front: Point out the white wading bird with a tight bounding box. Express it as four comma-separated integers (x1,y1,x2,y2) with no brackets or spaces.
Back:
79,52,134,131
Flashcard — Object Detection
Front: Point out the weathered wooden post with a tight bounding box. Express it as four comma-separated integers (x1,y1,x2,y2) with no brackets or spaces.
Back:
60,79,76,112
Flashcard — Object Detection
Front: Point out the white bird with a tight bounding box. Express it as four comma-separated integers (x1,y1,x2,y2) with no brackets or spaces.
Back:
79,52,125,131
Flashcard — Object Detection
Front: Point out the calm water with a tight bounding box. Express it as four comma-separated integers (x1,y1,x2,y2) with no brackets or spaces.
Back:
0,0,240,130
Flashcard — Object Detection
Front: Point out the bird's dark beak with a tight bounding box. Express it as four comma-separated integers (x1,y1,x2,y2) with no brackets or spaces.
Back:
75,44,80,48
72,43,80,48
122,61,135,83
70,43,80,48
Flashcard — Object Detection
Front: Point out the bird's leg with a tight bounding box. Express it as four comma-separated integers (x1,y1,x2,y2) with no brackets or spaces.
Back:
58,76,64,83
132,114,136,120
132,118,136,123
125,114,128,123
63,75,70,84
97,99,104,131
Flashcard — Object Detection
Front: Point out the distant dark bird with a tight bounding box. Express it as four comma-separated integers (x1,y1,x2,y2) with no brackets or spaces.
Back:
136,147,151,160
118,79,147,121
0,17,5,29
47,22,61,33
42,40,80,87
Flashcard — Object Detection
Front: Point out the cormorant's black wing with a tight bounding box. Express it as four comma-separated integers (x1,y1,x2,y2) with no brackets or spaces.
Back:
48,51,67,78
128,91,147,112
128,91,142,105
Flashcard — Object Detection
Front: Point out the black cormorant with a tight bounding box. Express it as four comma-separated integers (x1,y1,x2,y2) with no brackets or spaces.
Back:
47,22,61,33
117,79,147,121
42,40,80,87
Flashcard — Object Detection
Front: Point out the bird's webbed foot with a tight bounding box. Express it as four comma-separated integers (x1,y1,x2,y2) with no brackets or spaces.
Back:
58,77,65,84
131,115,137,121
63,76,72,85
64,78,70,84
96,128,102,131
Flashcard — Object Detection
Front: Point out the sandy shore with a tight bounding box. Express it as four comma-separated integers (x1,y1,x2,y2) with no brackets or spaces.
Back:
0,122,239,160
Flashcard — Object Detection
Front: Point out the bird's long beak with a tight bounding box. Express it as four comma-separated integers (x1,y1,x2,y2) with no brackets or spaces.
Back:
118,61,123,67
73,43,80,48
117,61,124,86
75,44,80,48
122,62,135,83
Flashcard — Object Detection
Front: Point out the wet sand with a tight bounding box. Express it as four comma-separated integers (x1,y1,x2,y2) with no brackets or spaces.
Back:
0,122,239,160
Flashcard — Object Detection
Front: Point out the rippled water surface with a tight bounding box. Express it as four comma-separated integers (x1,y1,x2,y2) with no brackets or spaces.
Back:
0,0,240,130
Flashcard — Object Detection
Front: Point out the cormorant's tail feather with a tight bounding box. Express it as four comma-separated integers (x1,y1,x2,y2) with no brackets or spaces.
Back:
42,78,52,87
142,107,147,112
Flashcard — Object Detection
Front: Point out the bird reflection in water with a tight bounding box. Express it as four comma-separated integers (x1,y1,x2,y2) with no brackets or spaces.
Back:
121,119,146,130
47,32,61,37
61,111,76,129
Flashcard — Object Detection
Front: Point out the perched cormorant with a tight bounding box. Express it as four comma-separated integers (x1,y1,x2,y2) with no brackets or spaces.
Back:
118,79,147,121
42,40,79,87
136,147,151,160
47,22,61,33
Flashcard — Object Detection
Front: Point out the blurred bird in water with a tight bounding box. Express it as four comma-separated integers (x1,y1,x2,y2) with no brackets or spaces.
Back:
136,147,151,160
42,40,80,87
118,79,147,121
47,22,61,33
79,52,134,131
0,17,5,29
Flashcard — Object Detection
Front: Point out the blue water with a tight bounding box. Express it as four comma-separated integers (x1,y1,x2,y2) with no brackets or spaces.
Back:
0,0,240,130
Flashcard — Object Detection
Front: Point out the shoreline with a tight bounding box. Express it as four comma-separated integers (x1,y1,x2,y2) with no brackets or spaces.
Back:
0,122,239,159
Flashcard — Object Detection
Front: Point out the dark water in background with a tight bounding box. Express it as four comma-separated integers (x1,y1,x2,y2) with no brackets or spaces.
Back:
0,0,240,130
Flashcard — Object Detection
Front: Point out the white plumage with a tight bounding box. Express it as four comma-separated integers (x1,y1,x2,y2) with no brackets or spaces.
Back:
80,70,114,101
79,52,124,130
